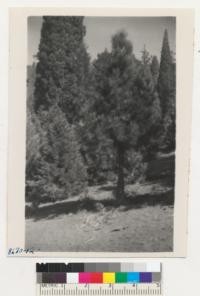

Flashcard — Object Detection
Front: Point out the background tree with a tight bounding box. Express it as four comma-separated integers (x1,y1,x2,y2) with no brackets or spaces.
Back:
34,16,90,124
26,64,45,205
158,29,176,151
26,103,87,204
150,55,159,86
135,47,162,160
91,32,161,200
26,99,46,206
38,105,87,199
26,17,89,205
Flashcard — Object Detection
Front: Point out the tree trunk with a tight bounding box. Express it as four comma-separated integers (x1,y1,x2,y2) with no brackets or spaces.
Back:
116,145,125,200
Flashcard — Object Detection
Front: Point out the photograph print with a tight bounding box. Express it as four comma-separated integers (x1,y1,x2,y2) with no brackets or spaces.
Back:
25,16,176,252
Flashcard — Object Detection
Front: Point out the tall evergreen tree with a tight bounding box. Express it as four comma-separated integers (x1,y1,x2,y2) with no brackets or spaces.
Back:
34,16,90,124
92,32,161,199
26,17,89,205
158,29,176,150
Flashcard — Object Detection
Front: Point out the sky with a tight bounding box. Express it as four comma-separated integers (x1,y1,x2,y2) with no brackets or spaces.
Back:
28,16,176,65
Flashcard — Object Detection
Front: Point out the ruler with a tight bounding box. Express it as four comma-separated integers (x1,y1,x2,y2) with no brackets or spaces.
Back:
37,283,162,296
36,263,162,296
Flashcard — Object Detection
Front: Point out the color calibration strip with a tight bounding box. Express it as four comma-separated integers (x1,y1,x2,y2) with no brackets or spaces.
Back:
36,263,161,284
37,263,162,296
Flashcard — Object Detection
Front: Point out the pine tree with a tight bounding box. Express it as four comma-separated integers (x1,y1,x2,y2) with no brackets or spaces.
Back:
34,16,90,124
92,32,161,199
78,106,116,185
158,29,175,151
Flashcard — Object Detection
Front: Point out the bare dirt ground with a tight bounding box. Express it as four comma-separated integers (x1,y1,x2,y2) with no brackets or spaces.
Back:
25,180,174,252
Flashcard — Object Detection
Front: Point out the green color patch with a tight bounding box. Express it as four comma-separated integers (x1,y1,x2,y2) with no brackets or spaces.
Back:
115,272,127,283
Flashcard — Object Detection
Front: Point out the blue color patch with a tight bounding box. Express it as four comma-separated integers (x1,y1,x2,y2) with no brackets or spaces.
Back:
127,272,140,283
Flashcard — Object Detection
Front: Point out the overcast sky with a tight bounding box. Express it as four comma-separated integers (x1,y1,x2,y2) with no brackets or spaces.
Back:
28,16,176,65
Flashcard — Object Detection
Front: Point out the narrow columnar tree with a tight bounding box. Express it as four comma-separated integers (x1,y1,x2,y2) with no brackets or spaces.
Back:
158,29,176,151
26,17,89,204
34,16,90,124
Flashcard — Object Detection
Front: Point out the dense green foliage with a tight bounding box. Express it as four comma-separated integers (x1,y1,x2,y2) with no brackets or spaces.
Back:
26,18,176,204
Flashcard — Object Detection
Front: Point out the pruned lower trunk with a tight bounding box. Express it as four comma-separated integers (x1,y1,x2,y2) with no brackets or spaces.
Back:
116,145,125,200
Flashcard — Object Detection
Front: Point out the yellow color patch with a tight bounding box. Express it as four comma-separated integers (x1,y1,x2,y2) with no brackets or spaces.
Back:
103,272,115,284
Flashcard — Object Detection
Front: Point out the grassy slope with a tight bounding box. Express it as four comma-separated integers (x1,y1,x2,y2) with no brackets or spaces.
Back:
25,153,174,252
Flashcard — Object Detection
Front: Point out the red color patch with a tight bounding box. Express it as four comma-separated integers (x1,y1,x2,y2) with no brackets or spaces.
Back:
90,273,103,283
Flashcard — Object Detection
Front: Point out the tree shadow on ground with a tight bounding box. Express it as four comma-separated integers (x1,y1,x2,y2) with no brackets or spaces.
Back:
26,188,174,222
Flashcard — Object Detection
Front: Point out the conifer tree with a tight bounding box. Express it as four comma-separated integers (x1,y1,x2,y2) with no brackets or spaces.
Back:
158,29,175,150
39,105,87,199
26,17,89,204
26,104,87,204
34,16,90,124
92,32,161,199
150,55,159,86
136,48,161,159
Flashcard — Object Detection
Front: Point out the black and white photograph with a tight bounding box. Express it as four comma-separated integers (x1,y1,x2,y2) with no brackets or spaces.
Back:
7,8,194,257
24,15,177,252
2,3,200,296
